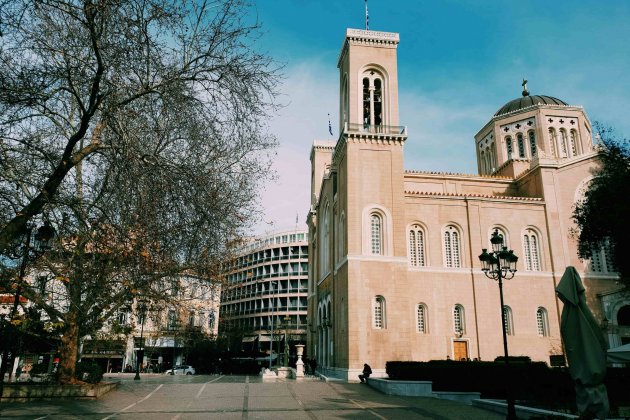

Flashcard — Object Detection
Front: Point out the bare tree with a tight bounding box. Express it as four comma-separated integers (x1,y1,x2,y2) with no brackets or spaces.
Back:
0,0,279,252
0,0,279,383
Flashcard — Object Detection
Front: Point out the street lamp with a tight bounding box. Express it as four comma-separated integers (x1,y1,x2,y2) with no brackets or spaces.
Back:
0,222,55,389
269,280,277,369
282,314,291,367
134,302,147,380
478,228,518,420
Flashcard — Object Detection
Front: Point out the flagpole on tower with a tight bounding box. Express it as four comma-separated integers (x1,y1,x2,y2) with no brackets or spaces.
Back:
365,0,369,30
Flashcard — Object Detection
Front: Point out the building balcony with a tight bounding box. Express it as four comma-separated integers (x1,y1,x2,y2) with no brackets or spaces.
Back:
345,123,407,136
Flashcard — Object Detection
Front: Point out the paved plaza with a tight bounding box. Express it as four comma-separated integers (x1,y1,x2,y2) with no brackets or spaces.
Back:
0,374,502,419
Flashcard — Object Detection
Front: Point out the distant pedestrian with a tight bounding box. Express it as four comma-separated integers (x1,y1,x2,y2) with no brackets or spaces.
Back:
359,363,372,383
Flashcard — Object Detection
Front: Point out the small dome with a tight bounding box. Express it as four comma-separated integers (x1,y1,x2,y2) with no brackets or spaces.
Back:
494,94,568,116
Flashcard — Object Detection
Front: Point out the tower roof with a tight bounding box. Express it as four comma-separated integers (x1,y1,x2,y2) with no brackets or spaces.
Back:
494,94,568,116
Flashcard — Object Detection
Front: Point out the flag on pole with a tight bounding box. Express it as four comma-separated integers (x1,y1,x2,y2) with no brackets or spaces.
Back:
328,113,333,136
365,0,369,30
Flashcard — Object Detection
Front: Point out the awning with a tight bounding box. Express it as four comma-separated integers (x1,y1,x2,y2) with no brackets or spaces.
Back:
82,354,123,359
242,336,258,343
258,335,282,342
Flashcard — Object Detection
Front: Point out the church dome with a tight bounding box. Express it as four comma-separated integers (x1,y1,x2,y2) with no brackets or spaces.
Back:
494,92,568,116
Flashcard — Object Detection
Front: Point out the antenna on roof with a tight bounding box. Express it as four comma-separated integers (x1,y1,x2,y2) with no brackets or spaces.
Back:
522,79,529,97
365,0,369,30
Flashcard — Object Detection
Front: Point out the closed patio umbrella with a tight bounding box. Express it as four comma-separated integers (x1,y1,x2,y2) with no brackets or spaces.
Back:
556,266,609,419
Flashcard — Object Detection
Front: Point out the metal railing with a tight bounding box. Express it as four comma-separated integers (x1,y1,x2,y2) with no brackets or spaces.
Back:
346,123,407,135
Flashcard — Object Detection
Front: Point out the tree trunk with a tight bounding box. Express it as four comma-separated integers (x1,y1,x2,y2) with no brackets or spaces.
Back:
58,313,80,384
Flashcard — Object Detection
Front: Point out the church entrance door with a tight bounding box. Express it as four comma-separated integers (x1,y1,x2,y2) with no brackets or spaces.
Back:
453,341,468,361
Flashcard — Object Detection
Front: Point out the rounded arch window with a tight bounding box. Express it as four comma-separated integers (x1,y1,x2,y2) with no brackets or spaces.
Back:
505,136,513,160
443,225,462,268
536,307,549,337
559,129,569,157
503,306,514,336
548,128,558,158
528,130,537,157
569,129,579,156
361,69,386,129
489,226,509,250
408,224,426,267
517,133,526,158
416,303,428,333
453,304,465,334
370,213,383,255
373,295,386,329
522,228,542,271
617,305,630,326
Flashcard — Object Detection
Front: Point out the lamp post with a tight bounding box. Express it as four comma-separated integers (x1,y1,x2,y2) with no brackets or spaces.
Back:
283,314,291,367
478,228,518,420
134,302,147,380
269,280,277,369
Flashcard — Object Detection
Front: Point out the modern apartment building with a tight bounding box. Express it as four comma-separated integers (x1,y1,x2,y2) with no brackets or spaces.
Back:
220,230,309,358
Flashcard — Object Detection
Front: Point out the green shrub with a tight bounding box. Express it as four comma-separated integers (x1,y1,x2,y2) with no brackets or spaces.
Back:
75,361,103,384
29,363,49,375
386,361,630,412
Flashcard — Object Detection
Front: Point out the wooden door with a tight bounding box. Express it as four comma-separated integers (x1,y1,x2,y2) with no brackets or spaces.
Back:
453,341,468,361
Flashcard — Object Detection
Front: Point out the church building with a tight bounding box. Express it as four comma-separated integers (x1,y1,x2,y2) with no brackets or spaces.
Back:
307,28,628,381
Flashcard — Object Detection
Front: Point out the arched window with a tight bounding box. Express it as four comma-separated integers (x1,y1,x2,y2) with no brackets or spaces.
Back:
503,306,514,336
548,128,558,158
559,129,569,157
590,238,616,273
569,129,579,156
416,303,428,333
361,70,385,130
341,75,349,127
480,150,486,174
373,296,386,329
370,213,383,255
491,142,498,170
528,131,537,157
444,225,461,268
617,305,630,326
517,133,526,158
374,79,383,126
523,229,541,271
536,307,549,337
323,204,330,271
338,213,345,262
408,224,426,267
362,77,370,128
453,305,465,334
489,227,509,250
505,136,513,160
486,146,493,175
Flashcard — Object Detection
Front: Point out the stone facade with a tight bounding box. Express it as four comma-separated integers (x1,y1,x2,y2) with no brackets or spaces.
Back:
307,28,628,381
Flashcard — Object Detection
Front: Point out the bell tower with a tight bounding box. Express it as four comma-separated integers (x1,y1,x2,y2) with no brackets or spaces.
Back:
337,29,402,133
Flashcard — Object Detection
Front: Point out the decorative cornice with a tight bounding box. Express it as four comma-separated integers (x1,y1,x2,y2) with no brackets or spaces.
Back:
338,28,399,67
331,134,406,165
404,169,513,180
346,134,406,144
494,103,583,119
404,190,543,202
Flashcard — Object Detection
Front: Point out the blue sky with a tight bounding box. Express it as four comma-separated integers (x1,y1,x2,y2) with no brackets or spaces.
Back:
250,1,630,234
